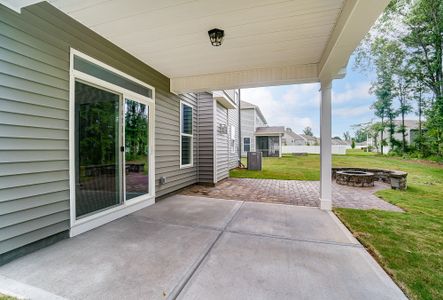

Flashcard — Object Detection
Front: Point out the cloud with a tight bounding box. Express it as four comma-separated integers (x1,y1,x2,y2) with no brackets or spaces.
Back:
332,82,371,104
333,105,371,117
282,84,320,108
241,84,320,134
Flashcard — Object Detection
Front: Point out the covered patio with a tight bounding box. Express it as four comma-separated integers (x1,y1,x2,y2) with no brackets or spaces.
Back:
5,0,390,212
0,195,406,300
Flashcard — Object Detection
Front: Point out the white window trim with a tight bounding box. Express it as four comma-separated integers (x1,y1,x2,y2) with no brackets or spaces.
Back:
180,100,194,169
69,48,156,237
243,136,251,152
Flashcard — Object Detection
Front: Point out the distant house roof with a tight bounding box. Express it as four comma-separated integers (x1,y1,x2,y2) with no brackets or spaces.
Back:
331,138,349,145
240,100,267,125
255,126,285,135
284,128,306,141
392,120,420,129
300,134,318,142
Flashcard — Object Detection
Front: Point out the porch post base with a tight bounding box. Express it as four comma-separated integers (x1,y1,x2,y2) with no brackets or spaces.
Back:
320,199,332,210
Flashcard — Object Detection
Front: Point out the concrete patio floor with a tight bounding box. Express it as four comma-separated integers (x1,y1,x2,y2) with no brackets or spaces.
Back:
0,195,406,300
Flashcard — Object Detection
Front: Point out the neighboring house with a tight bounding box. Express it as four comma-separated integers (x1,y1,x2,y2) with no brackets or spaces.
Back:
371,120,423,151
284,128,348,146
255,126,285,157
331,138,349,146
301,134,319,145
240,101,284,157
0,3,239,265
282,128,306,146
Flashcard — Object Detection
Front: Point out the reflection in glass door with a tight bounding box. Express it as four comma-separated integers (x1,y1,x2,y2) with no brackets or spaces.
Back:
75,81,121,218
124,99,149,200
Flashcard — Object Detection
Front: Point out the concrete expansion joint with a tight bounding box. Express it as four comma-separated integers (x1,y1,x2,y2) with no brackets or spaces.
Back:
224,229,363,249
168,201,245,300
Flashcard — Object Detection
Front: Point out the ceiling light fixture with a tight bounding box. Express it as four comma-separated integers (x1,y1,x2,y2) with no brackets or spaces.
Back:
208,28,224,47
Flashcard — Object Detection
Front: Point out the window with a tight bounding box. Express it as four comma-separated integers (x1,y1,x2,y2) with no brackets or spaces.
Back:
180,102,193,167
244,137,251,152
230,125,236,153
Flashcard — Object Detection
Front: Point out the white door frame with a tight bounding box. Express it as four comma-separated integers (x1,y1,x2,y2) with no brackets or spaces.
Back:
69,49,156,237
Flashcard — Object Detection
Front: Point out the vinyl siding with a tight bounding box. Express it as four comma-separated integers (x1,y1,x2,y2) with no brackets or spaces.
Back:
241,109,256,156
196,92,214,184
228,104,239,169
0,2,197,257
216,103,229,181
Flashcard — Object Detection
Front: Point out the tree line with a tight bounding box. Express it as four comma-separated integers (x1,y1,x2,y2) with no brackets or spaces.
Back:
353,0,442,159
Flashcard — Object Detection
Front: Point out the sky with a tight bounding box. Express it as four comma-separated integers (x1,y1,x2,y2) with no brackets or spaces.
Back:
241,56,416,138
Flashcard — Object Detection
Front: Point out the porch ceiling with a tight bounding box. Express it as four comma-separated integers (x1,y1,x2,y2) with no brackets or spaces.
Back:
41,0,389,93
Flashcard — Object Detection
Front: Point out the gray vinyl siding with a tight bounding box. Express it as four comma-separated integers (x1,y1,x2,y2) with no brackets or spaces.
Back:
241,109,255,156
228,106,239,169
196,92,215,184
0,2,197,256
216,103,229,181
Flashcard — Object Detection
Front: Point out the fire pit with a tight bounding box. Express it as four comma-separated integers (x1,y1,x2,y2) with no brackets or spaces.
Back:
336,170,375,187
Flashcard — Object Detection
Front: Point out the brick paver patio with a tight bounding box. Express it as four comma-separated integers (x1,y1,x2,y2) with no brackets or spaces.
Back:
180,178,402,212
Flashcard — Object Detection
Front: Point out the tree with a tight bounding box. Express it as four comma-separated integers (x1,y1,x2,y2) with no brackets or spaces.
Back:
303,126,313,136
392,56,413,153
412,79,428,152
403,0,443,155
351,139,356,149
343,131,351,142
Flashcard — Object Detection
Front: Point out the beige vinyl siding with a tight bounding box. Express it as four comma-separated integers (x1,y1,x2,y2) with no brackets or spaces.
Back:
196,92,215,184
216,103,229,181
0,2,197,257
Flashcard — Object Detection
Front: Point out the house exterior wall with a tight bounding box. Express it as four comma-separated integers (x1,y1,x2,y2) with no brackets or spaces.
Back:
215,102,229,181
196,92,214,184
228,104,239,169
240,109,255,156
0,2,198,262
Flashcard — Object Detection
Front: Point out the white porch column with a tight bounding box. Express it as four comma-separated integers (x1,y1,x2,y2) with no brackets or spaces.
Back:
320,80,332,210
279,135,282,157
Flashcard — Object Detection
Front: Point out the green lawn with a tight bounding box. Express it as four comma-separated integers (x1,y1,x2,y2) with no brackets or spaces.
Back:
230,151,443,300
0,295,16,300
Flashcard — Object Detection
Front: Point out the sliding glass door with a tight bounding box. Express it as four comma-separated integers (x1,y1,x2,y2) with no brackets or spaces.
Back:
124,98,150,200
75,81,122,218
74,82,152,219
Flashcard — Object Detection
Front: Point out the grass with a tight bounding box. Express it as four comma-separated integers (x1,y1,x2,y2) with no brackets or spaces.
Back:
230,150,443,300
0,295,16,300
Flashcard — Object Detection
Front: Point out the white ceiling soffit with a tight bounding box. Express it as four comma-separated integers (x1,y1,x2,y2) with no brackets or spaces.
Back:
0,0,42,12
46,0,389,93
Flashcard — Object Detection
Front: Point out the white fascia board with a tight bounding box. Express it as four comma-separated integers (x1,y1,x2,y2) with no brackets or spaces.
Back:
213,91,236,109
0,0,42,12
318,0,390,82
171,64,319,94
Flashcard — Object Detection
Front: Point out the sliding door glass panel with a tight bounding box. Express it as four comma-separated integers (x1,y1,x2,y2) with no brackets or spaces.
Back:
75,81,121,218
268,136,280,157
125,99,149,200
256,136,269,157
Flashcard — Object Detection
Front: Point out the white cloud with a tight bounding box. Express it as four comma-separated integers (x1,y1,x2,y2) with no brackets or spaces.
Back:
241,84,320,134
333,105,371,117
332,82,371,104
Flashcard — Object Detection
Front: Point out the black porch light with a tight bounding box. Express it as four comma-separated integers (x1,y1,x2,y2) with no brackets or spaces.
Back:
208,28,224,46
